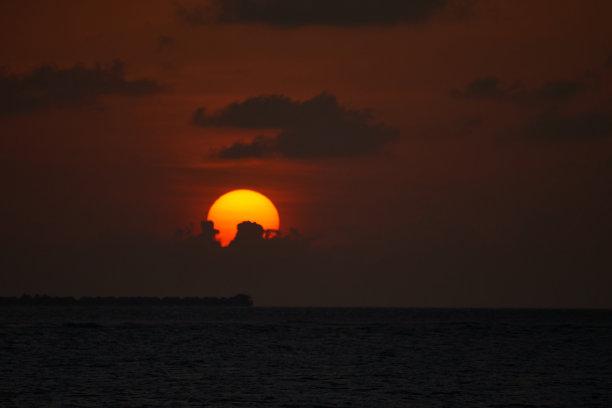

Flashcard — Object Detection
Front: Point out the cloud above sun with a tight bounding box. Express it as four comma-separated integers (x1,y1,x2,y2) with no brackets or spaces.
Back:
191,92,399,158
178,0,450,27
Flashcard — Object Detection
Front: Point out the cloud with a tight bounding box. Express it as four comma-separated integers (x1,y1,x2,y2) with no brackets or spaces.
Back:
452,75,611,139
156,35,176,51
451,76,585,104
217,135,277,159
450,76,506,99
0,60,163,114
192,92,399,158
528,80,586,102
178,0,450,27
605,53,612,69
522,111,612,139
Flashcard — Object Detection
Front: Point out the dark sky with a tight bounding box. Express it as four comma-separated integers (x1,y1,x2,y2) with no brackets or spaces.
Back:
1,0,611,307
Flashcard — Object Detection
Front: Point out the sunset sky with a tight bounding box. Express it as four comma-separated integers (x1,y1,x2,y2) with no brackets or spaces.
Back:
1,0,611,307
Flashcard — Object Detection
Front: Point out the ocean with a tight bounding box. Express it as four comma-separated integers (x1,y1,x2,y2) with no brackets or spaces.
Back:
1,307,610,407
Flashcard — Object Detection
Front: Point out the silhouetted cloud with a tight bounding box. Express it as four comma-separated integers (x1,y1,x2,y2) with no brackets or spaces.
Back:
194,220,222,247
0,60,163,114
178,0,450,27
175,220,221,248
454,115,483,137
522,111,612,139
451,76,585,105
230,221,265,247
605,53,612,69
156,35,176,51
217,135,276,159
527,81,586,102
450,76,505,99
192,93,399,158
452,75,611,139
170,219,311,271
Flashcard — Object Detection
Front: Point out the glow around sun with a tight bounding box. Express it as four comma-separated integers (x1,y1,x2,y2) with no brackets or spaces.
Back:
207,189,280,246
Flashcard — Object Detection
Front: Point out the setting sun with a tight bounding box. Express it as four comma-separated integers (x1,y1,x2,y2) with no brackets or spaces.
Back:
207,189,280,246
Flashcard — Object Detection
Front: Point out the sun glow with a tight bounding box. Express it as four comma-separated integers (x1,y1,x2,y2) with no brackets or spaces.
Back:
207,189,280,246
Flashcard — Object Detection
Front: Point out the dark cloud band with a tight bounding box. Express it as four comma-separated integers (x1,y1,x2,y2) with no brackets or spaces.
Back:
451,75,611,139
522,112,612,140
192,92,399,158
178,0,449,27
0,60,163,115
451,76,585,104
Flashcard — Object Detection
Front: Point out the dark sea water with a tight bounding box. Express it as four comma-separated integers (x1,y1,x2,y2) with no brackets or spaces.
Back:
1,307,611,407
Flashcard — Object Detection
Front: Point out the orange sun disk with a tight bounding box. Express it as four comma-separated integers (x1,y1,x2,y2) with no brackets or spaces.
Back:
207,189,280,246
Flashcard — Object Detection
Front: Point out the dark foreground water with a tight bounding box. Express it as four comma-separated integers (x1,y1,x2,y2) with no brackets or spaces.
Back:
1,307,611,407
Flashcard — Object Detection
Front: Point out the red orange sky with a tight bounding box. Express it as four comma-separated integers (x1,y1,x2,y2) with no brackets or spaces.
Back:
1,1,611,306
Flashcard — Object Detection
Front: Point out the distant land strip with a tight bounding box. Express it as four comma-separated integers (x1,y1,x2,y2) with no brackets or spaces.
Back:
0,293,253,307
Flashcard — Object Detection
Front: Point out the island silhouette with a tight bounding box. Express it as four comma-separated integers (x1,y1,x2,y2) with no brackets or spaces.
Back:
1,220,308,307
